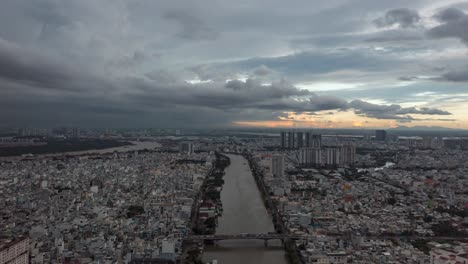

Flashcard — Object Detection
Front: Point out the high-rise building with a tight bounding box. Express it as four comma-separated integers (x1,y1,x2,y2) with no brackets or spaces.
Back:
0,236,29,264
406,139,417,148
305,132,311,147
272,155,284,177
299,148,309,165
375,130,387,141
72,127,79,139
299,147,322,167
296,132,304,148
340,144,356,166
180,142,194,155
280,132,287,149
310,134,322,149
325,147,341,168
287,131,295,149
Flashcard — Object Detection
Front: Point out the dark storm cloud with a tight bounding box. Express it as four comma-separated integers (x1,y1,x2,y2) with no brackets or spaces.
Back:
127,78,314,111
246,95,348,113
308,96,348,111
0,90,151,128
0,51,453,127
440,67,468,82
119,76,451,123
374,8,421,28
0,38,115,94
433,7,466,23
0,0,460,128
0,38,77,91
397,107,451,115
427,9,468,45
0,35,453,127
0,92,239,128
348,100,451,121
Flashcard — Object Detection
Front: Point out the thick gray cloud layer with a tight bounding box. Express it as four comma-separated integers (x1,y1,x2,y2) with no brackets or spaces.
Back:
349,100,451,122
0,0,465,128
434,7,466,22
440,67,468,82
0,39,75,90
428,8,468,44
374,8,421,28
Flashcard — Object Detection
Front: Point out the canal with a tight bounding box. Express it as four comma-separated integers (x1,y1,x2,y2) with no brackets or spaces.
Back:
203,154,288,264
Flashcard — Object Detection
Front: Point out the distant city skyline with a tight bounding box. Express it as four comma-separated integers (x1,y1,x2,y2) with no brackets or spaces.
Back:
1,0,468,129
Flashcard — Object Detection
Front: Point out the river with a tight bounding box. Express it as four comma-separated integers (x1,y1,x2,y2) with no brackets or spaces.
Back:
0,141,161,161
203,154,288,264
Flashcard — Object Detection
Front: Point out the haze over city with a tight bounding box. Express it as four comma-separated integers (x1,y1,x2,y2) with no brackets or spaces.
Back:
1,0,468,129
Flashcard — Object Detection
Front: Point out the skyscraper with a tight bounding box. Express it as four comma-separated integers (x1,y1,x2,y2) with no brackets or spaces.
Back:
287,131,295,149
0,236,29,264
296,132,304,148
72,127,79,139
180,142,194,155
305,132,311,147
311,134,322,149
375,130,387,141
272,155,284,177
299,147,322,167
280,132,286,149
325,147,341,168
340,144,356,166
299,148,309,165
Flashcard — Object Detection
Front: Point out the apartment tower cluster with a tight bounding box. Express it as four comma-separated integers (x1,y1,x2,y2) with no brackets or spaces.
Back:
280,131,356,168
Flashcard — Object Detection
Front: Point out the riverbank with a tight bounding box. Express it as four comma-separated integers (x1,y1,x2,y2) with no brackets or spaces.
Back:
243,152,304,264
183,152,230,264
194,153,230,236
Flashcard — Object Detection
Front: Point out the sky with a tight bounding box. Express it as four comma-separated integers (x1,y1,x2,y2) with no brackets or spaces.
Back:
1,0,468,129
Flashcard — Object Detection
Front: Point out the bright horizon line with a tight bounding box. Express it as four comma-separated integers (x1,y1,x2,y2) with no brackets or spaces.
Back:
231,121,466,130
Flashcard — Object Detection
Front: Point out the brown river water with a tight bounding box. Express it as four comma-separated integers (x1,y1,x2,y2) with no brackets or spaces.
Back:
203,154,288,264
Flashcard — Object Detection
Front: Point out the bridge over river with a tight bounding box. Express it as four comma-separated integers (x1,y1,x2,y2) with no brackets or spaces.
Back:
184,233,307,241
184,233,468,242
